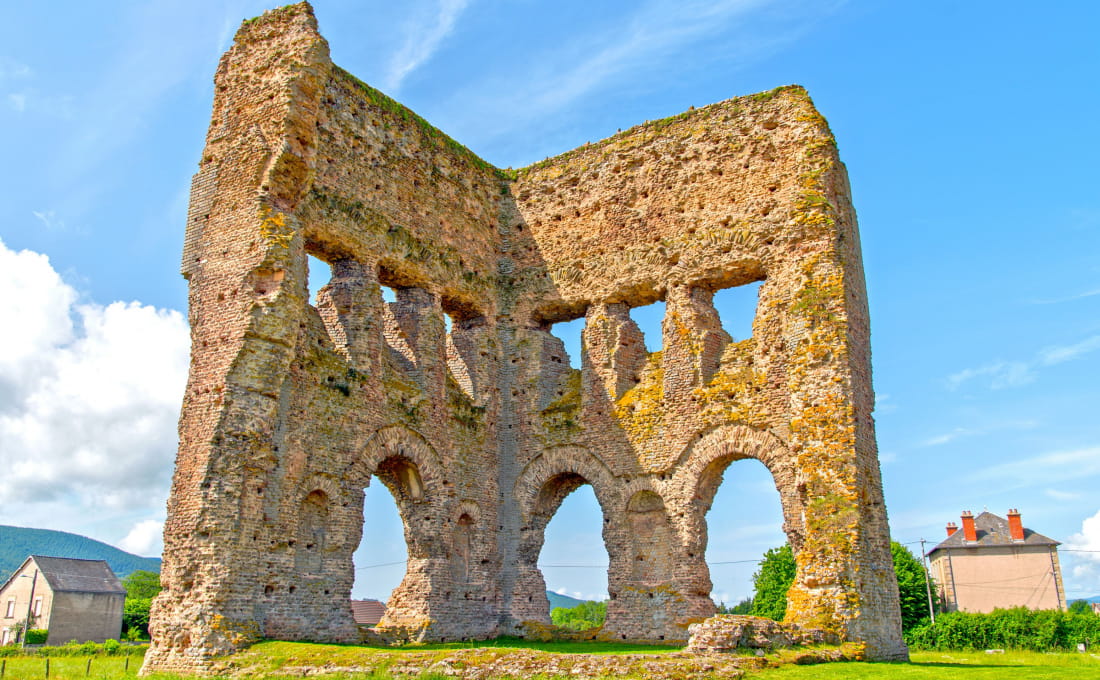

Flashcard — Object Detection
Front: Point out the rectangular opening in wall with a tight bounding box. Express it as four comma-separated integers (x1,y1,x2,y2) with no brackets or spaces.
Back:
713,280,763,342
306,253,331,307
629,300,666,353
549,317,585,369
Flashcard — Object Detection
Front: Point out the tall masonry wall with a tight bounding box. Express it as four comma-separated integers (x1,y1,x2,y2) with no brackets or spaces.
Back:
144,2,906,674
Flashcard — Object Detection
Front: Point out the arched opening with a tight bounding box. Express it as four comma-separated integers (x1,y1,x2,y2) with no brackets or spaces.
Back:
540,480,608,607
350,455,426,624
699,457,787,614
350,481,409,604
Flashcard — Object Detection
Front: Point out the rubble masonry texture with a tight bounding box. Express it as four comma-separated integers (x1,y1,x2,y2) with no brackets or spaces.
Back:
144,3,907,674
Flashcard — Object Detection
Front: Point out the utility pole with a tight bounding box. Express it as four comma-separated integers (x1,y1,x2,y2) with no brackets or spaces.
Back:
20,568,39,648
919,539,935,625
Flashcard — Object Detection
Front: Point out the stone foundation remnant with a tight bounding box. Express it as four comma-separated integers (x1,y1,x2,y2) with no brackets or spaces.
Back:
144,2,907,673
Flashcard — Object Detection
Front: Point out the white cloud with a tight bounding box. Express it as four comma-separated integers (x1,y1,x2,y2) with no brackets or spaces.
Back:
1066,509,1100,594
7,93,26,111
384,0,471,92
119,519,164,556
0,238,189,525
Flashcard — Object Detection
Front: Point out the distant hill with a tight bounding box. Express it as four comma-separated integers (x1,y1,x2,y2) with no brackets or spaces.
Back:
547,591,586,610
0,525,160,582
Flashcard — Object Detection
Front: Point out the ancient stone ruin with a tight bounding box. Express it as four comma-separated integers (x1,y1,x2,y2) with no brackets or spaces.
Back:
144,2,906,673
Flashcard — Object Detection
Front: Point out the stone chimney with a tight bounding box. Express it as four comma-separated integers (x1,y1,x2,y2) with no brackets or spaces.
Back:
1007,508,1024,541
946,521,958,537
961,511,977,541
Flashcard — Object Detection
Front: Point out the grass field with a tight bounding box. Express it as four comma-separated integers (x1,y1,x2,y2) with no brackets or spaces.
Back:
2,646,1098,679
772,650,1100,679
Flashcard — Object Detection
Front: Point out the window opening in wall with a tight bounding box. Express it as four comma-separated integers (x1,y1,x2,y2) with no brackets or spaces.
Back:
549,317,585,369
704,459,786,614
629,300,666,353
4,598,14,618
381,285,396,303
306,253,331,306
712,280,763,342
351,481,410,607
32,596,42,617
539,483,609,621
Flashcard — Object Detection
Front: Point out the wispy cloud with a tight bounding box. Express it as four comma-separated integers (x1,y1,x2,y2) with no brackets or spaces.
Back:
1045,488,1082,502
0,57,31,80
1027,288,1100,305
32,209,65,232
948,333,1100,390
440,0,841,158
947,361,1034,390
1038,335,1100,366
982,446,1100,489
919,419,1039,448
384,0,471,92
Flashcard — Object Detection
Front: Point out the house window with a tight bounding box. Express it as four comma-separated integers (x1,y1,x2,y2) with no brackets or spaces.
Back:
1,628,9,645
4,598,14,618
33,596,42,616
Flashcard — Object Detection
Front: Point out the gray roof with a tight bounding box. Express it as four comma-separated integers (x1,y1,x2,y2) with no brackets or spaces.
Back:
30,556,126,595
929,511,1059,555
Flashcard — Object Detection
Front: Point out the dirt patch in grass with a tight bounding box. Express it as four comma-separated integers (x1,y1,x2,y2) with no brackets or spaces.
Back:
214,639,860,679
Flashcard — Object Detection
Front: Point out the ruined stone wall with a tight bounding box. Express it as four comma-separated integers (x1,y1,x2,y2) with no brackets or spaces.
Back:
145,2,906,674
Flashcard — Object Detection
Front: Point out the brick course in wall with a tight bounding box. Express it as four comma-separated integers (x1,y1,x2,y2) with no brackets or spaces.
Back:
144,2,907,674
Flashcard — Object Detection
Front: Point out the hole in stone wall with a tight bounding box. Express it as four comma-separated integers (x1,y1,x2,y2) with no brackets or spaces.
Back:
350,481,410,611
306,254,331,306
712,280,763,342
703,459,786,614
629,300,666,353
539,484,609,620
549,317,585,369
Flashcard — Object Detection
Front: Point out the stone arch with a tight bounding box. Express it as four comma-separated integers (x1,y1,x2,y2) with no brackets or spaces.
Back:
346,425,453,631
667,424,803,620
509,446,617,628
670,424,801,551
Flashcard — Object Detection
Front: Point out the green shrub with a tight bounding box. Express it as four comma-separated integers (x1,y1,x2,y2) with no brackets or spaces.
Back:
551,601,607,631
102,638,121,654
24,629,48,644
906,607,1100,651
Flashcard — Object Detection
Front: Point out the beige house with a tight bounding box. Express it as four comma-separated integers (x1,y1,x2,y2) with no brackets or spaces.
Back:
928,510,1067,613
1,556,125,645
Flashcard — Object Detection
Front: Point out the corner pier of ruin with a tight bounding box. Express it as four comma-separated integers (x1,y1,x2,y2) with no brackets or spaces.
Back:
144,2,907,673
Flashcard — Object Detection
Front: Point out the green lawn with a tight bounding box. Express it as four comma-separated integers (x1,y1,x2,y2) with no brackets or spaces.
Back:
0,654,147,679
3,646,1098,679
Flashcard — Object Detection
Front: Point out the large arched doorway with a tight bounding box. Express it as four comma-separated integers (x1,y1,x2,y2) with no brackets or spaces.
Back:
511,447,616,632
538,478,608,618
349,456,419,623
700,458,786,612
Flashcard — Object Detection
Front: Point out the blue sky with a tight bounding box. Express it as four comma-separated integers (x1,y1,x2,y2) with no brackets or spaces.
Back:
1,1,1098,607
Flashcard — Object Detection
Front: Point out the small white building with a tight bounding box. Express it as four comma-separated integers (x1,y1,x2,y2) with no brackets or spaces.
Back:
1,556,125,645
